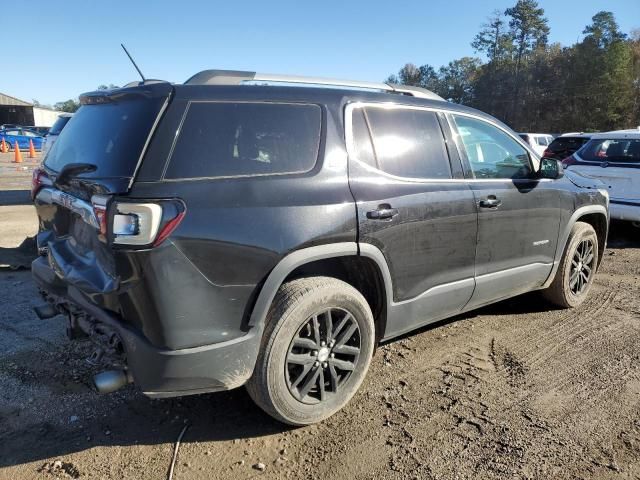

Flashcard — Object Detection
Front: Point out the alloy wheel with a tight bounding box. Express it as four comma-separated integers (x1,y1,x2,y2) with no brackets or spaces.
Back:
569,238,595,296
285,308,361,404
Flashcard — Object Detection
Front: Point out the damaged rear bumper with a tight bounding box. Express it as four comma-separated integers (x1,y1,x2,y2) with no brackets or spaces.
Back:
32,256,260,397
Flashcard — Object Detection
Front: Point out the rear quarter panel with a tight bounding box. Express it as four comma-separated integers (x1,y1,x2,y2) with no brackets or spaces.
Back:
122,90,356,349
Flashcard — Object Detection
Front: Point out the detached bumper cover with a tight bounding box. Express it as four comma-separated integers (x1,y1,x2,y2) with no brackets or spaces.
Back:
32,256,261,397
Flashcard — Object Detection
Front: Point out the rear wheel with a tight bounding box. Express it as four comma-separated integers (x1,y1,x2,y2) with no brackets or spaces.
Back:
246,276,375,425
542,221,598,308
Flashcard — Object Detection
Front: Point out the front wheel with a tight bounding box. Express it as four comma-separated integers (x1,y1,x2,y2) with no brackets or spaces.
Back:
246,276,375,425
542,221,598,308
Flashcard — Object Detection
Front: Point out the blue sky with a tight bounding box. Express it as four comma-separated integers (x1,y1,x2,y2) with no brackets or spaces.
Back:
5,0,639,105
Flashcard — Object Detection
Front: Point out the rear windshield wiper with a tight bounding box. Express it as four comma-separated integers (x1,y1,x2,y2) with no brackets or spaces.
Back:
54,163,98,187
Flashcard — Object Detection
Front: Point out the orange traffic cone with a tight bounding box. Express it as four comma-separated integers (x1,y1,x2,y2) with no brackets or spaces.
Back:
0,138,7,153
13,141,23,163
28,139,36,158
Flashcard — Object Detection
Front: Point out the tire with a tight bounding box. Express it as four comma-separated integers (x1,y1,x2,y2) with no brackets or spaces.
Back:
542,221,598,308
246,276,375,425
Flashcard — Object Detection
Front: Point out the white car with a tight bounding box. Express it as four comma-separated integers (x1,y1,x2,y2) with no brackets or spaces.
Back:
42,113,73,157
563,128,640,225
519,133,554,157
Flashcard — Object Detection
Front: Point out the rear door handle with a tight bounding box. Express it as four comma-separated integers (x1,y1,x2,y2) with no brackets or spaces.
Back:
479,196,502,209
367,205,399,220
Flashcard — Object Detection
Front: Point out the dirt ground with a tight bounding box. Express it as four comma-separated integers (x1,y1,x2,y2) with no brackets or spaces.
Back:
0,200,639,479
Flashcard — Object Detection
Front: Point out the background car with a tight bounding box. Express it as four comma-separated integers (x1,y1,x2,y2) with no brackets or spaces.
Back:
0,127,44,151
519,132,554,156
26,126,51,136
41,113,73,156
563,129,640,225
542,133,592,161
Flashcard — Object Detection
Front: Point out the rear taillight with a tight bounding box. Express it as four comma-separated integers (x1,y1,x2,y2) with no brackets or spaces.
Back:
153,211,186,247
109,200,186,247
31,167,52,199
561,155,578,168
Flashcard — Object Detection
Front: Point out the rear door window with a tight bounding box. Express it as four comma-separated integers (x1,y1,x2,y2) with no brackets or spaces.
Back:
350,109,376,167
164,102,322,179
580,139,640,163
361,106,451,179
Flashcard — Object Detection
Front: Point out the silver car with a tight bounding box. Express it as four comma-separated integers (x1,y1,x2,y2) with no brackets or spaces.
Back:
563,128,640,225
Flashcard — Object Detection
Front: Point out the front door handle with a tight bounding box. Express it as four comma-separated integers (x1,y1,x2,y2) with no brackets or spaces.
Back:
479,196,502,209
367,205,399,220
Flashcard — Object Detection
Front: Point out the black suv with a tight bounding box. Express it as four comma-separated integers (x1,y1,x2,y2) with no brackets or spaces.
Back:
31,70,609,425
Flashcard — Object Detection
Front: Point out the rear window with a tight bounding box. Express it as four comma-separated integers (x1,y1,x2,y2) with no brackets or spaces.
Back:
48,116,71,135
164,102,322,179
580,139,640,163
44,97,166,178
548,137,589,152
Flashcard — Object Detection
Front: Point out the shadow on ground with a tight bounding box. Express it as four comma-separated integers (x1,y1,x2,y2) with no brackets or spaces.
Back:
0,189,31,206
0,236,36,270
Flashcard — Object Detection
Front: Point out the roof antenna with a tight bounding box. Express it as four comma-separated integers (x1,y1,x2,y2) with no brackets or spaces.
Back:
120,43,146,82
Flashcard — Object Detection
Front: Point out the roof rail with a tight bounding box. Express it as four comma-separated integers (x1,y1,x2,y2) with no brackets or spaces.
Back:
184,70,444,101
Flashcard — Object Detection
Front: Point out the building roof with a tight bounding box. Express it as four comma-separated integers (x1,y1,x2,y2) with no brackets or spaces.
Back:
0,92,32,107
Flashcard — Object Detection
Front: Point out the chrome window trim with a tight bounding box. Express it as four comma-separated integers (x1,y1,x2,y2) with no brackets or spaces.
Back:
345,102,545,184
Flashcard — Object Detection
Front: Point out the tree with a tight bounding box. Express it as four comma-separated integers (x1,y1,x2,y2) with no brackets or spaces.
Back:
504,0,550,122
54,99,80,113
583,11,627,49
438,57,481,104
472,10,513,63
386,8,637,132
387,63,440,92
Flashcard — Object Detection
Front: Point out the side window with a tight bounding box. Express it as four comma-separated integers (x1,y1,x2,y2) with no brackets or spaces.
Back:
536,136,548,146
362,107,451,179
350,108,376,167
452,115,533,179
165,102,322,179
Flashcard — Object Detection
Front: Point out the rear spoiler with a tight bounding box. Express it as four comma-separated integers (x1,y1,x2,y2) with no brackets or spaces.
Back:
80,81,173,105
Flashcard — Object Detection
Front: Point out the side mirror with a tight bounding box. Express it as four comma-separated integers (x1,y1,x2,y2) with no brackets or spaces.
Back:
538,157,564,179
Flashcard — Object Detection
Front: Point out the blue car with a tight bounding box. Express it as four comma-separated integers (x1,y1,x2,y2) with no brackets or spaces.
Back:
0,127,44,151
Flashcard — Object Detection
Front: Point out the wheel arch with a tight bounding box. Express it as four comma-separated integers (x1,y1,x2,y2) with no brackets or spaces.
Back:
247,243,393,342
542,205,609,289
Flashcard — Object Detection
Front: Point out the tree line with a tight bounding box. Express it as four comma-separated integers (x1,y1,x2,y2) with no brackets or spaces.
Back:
386,1,640,133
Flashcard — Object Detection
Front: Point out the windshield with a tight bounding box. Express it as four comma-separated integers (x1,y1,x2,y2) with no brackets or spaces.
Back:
579,138,640,163
44,96,166,178
48,116,71,135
